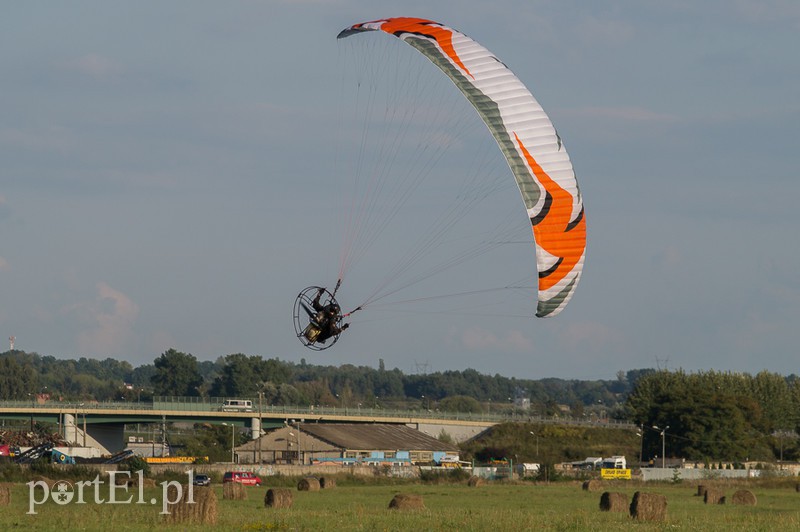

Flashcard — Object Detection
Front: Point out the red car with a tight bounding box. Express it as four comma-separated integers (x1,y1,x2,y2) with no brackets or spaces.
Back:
222,471,262,486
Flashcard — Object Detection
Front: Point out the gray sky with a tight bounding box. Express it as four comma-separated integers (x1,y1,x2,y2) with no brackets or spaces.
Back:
2,1,798,380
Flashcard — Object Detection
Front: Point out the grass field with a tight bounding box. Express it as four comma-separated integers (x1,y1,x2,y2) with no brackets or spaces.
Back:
3,477,799,531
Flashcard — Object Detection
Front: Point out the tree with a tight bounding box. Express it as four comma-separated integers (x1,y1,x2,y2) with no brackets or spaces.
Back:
438,395,482,413
626,370,775,461
211,354,258,397
274,383,306,405
210,355,293,397
177,423,238,463
150,349,203,397
0,356,37,400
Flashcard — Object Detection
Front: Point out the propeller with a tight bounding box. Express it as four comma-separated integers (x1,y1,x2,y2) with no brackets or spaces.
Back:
300,301,315,319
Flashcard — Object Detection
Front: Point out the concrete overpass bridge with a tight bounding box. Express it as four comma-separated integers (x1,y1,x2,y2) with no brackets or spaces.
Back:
0,398,501,454
0,397,634,455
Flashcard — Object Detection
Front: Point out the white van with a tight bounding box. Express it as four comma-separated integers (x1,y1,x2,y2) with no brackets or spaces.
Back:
601,456,627,469
220,399,254,412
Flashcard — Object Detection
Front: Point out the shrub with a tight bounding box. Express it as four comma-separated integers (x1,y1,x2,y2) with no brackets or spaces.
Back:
119,456,150,477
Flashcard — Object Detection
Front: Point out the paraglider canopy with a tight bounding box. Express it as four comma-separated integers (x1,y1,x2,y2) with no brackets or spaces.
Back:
338,17,586,318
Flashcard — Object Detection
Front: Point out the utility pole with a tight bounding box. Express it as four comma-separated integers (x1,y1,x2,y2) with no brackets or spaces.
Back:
297,420,302,465
258,391,263,464
223,423,235,463
653,425,669,468
638,424,644,464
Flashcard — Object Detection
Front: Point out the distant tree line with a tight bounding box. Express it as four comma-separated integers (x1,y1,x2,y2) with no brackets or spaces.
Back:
626,369,800,462
2,349,799,462
1,348,645,414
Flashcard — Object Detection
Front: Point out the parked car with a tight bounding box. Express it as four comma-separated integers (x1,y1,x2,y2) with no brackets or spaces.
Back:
192,474,211,487
222,471,261,486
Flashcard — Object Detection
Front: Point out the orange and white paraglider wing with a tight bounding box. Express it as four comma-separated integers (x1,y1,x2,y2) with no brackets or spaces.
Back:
339,18,586,317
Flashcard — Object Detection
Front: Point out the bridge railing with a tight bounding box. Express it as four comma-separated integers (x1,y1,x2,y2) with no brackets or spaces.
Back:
0,400,154,411
154,396,515,421
152,395,505,421
0,397,635,428
149,397,634,428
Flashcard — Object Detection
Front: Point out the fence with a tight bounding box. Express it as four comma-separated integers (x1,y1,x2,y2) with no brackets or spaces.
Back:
0,396,636,429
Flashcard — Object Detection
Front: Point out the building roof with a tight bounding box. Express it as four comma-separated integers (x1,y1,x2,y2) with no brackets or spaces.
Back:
292,423,458,452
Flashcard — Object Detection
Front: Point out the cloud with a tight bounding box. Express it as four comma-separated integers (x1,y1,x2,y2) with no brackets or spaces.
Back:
459,326,533,352
69,282,139,356
558,321,623,352
60,53,123,80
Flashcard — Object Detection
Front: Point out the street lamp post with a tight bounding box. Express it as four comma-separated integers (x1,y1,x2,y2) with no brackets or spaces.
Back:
223,423,235,463
258,391,263,464
653,425,669,468
529,431,538,457
637,424,644,464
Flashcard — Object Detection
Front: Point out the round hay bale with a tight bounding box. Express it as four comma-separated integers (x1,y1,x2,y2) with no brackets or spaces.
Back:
696,484,707,497
796,483,800,493
166,484,217,525
191,485,218,525
704,488,724,505
731,489,757,506
388,493,425,510
31,476,56,488
265,488,293,509
223,482,248,500
297,477,321,492
629,491,667,522
599,491,628,512
165,483,180,503
319,477,336,489
0,484,11,506
467,476,484,487
582,479,602,492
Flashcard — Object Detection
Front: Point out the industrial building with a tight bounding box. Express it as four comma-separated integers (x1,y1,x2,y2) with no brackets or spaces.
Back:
234,423,458,465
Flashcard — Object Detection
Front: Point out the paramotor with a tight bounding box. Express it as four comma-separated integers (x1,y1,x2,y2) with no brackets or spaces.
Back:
293,286,350,350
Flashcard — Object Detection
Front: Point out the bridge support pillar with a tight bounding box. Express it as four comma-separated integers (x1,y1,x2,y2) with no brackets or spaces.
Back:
64,413,78,444
59,413,122,454
250,417,261,439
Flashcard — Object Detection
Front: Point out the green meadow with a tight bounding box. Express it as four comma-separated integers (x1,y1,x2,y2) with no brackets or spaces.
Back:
3,477,800,531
